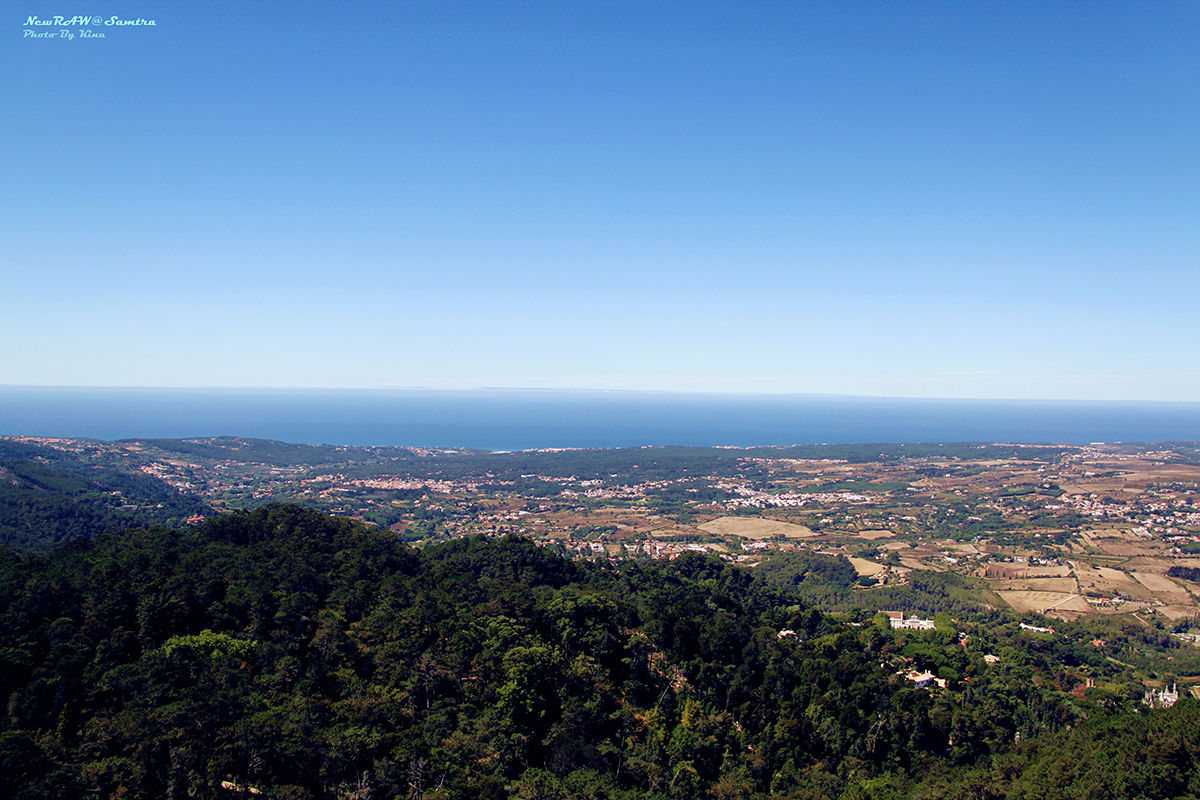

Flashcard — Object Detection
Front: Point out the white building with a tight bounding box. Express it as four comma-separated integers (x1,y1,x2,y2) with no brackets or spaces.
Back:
886,610,936,630
1144,684,1179,709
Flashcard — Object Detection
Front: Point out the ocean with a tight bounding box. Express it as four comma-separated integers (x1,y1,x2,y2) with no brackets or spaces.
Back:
0,386,1197,451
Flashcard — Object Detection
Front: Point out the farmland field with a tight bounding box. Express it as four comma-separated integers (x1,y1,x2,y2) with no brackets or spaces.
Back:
849,557,886,577
997,591,1091,614
1132,572,1192,603
996,578,1078,593
698,516,818,539
851,529,895,540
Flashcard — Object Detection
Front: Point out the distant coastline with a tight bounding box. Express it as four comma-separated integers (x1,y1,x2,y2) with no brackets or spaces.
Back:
0,386,1197,451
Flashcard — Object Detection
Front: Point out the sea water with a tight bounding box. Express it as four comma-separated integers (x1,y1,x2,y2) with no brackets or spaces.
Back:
0,386,1197,451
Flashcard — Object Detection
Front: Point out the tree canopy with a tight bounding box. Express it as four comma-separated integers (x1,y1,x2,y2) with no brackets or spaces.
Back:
0,504,1193,799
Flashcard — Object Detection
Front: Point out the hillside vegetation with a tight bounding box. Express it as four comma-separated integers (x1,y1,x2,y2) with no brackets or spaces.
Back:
0,439,206,552
2,504,1197,799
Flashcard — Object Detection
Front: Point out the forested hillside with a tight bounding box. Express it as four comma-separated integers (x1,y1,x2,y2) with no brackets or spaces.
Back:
0,439,207,551
1,505,1195,799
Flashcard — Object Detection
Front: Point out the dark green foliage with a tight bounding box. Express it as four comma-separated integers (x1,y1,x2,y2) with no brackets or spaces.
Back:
752,552,990,617
129,437,433,467
751,550,860,607
0,457,206,552
1005,699,1200,800
909,700,1200,800
1168,566,1200,582
0,504,1188,799
329,442,1070,483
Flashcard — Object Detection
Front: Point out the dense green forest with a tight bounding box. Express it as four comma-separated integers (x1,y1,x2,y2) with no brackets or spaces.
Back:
128,438,441,468
0,442,207,552
335,443,1071,483
1,504,1196,799
123,439,1070,473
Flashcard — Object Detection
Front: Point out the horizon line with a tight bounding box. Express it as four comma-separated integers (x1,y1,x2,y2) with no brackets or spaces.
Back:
2,383,1198,406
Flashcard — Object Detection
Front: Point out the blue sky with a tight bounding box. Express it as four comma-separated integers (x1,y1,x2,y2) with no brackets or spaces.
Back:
4,1,1198,400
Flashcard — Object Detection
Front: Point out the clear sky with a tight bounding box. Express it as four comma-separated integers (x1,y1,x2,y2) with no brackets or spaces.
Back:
4,1,1198,400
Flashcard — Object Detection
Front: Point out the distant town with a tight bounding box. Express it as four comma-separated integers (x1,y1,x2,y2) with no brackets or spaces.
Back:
5,435,1200,628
